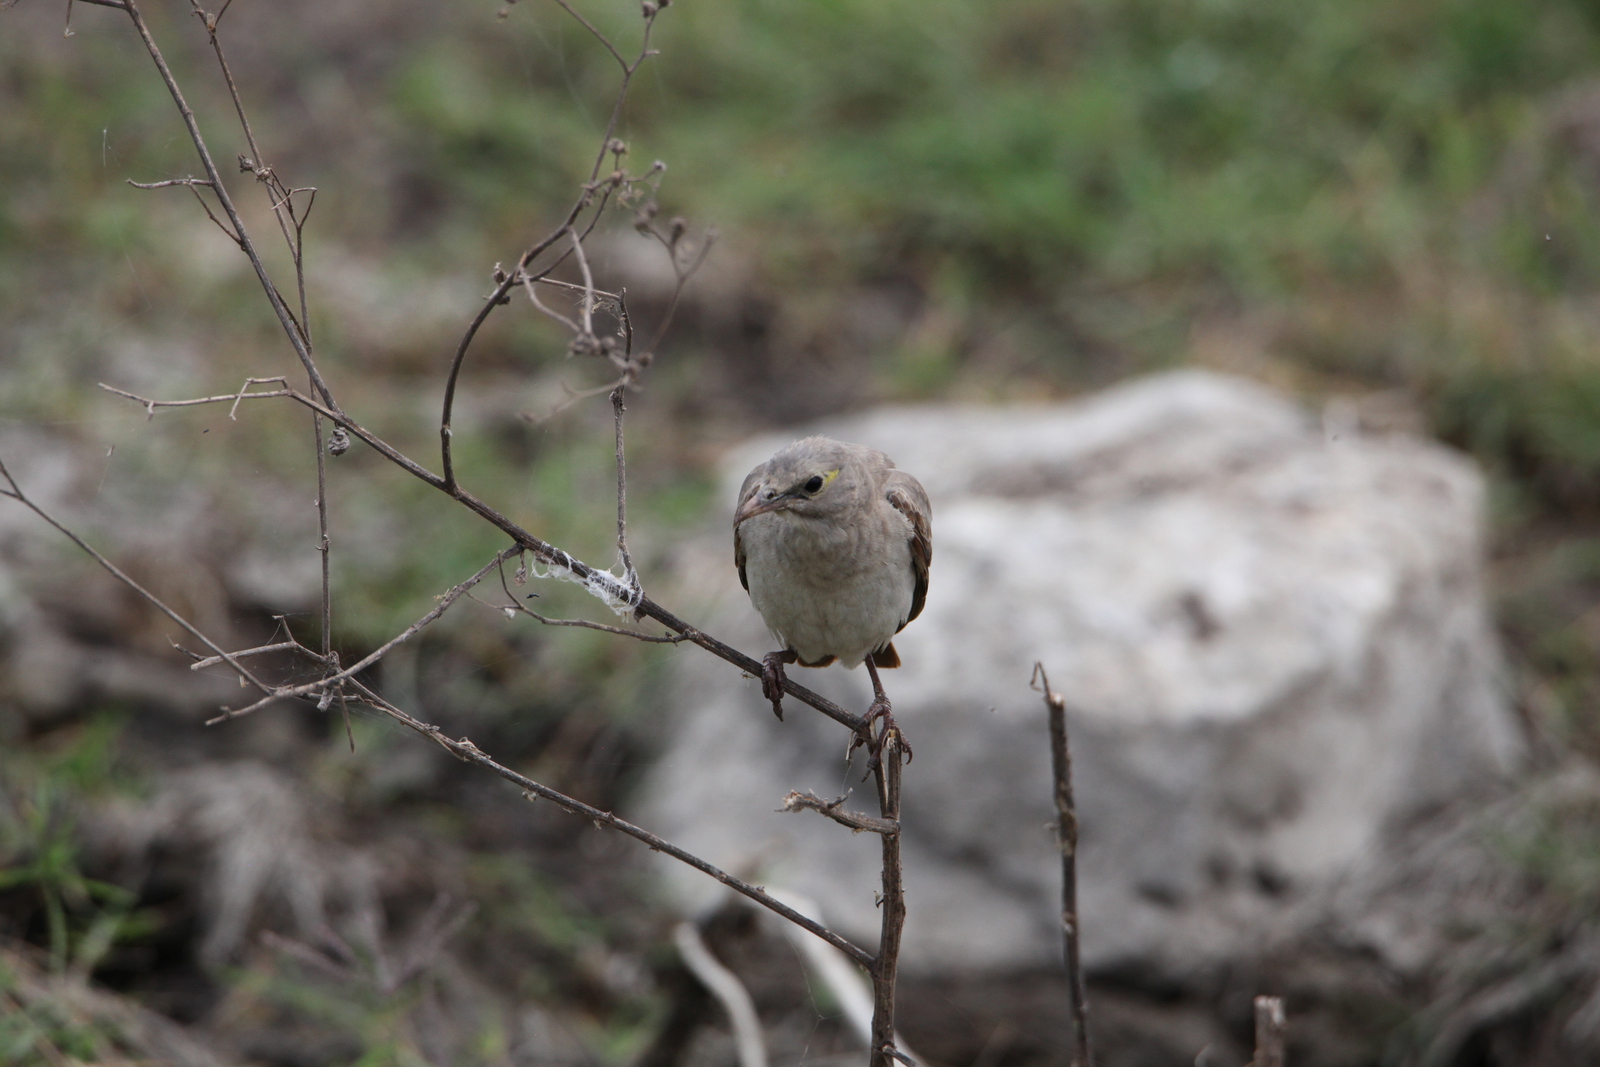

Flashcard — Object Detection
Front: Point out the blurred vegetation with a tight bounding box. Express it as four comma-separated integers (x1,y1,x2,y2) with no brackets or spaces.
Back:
0,715,145,979
8,0,1600,1060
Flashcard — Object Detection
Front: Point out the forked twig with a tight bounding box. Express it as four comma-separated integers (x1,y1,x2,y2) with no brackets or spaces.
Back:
40,0,918,1048
438,0,665,492
202,548,521,724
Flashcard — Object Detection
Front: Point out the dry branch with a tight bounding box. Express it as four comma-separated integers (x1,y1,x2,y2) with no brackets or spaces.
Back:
18,1,926,1058
868,736,909,1067
1033,662,1093,1067
1252,995,1287,1067
780,790,899,836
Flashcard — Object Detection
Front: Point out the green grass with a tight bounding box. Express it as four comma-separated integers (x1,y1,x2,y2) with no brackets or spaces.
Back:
0,715,144,977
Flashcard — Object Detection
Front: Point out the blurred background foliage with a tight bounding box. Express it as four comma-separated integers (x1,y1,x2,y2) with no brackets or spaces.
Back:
7,0,1600,1061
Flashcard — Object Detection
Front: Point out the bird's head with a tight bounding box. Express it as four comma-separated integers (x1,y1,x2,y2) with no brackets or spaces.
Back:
733,436,877,527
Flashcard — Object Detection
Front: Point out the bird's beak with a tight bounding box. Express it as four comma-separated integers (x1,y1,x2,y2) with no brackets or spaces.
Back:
734,486,789,526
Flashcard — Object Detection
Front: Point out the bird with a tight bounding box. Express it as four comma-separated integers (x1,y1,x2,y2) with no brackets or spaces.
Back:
733,436,932,762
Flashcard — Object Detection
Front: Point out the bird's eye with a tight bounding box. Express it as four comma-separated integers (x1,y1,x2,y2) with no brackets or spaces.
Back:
803,475,825,494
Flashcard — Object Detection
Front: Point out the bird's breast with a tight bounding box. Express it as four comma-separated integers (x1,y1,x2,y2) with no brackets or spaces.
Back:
739,509,915,668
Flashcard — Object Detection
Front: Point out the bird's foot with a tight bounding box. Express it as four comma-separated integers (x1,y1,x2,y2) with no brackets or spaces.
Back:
761,651,796,720
854,697,913,773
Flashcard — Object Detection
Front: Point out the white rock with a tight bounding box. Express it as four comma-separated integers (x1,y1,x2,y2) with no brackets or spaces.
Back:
634,370,1523,977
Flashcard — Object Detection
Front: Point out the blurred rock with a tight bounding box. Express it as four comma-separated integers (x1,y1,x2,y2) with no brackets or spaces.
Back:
635,370,1524,981
98,762,335,969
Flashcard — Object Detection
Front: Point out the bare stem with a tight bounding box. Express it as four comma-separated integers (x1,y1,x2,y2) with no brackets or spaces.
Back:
337,679,872,968
0,459,873,965
1252,996,1287,1067
0,459,269,694
1033,662,1092,1067
612,387,637,583
439,1,663,492
867,739,907,1067
118,0,338,412
100,381,870,735
185,640,321,670
203,548,521,724
313,393,331,660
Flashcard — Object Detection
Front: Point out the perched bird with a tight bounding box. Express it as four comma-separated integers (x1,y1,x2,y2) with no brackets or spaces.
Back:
733,436,932,759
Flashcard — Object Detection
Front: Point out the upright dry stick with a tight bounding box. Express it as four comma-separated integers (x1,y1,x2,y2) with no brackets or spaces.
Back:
1034,663,1093,1067
869,742,909,1067
1252,995,1287,1067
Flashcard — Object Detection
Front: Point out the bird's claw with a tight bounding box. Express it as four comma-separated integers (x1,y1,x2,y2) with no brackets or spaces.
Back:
761,652,793,721
853,697,912,773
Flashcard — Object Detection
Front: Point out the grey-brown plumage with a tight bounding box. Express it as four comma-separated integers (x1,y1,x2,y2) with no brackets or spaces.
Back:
733,436,931,751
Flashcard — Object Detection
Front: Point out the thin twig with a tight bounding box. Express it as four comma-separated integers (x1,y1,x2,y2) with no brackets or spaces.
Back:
101,382,292,414
187,640,320,670
60,0,895,1027
313,403,331,659
118,0,339,412
188,0,316,347
440,0,662,491
569,225,598,340
229,376,290,420
552,0,629,73
532,275,623,300
520,270,581,333
126,176,213,189
780,791,898,836
1,454,873,968
1032,662,1092,1067
339,677,873,967
202,548,521,724
612,387,637,584
0,459,272,695
100,380,869,733
527,373,631,424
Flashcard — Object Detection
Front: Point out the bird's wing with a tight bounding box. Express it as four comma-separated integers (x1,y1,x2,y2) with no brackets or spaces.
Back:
735,525,749,591
734,464,763,592
885,470,932,627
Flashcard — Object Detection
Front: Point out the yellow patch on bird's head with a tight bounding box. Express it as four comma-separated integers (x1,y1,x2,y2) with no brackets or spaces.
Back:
801,468,841,495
